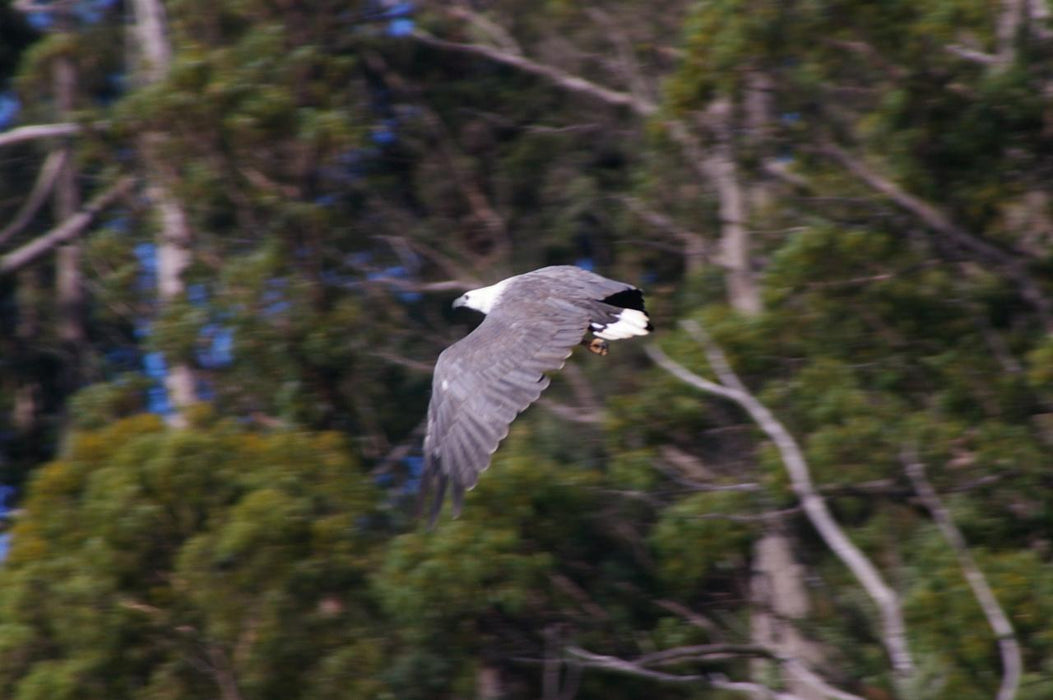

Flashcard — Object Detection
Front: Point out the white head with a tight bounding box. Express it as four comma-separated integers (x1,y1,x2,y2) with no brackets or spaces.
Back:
452,279,511,315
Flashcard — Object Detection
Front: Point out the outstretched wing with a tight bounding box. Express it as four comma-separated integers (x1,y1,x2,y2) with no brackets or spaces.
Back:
422,268,640,523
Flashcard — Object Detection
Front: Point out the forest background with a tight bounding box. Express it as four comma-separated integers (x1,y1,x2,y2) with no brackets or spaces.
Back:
1,1,1052,699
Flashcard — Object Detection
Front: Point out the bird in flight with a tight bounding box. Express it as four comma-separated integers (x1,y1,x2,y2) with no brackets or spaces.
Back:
422,265,653,523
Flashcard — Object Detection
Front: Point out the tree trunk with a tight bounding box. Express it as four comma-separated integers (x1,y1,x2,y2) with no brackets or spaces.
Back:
52,50,85,390
740,70,828,697
705,98,761,316
12,269,42,435
152,177,197,420
476,663,502,700
130,0,196,427
750,530,826,700
744,70,775,229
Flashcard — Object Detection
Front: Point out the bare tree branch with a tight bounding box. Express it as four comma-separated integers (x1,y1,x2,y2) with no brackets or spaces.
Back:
945,44,1000,65
635,643,773,667
655,599,724,638
0,148,69,246
646,321,915,680
0,122,82,148
567,646,859,700
443,5,523,55
821,39,908,80
902,447,1022,700
822,141,1053,330
619,196,712,274
585,7,654,105
779,660,869,700
409,31,658,116
537,398,604,425
0,176,135,275
578,605,867,700
644,344,739,400
556,362,605,422
565,646,704,683
549,573,610,622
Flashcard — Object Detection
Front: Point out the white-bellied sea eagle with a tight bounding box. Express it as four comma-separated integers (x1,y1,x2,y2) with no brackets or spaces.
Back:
422,265,653,522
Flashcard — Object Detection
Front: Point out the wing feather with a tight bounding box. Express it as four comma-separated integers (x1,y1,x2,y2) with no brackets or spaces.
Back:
424,312,589,520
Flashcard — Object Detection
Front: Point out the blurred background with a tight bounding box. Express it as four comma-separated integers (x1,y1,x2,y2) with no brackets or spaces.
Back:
1,0,1052,698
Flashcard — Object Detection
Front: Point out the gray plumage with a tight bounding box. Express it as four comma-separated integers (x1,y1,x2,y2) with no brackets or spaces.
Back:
422,265,652,522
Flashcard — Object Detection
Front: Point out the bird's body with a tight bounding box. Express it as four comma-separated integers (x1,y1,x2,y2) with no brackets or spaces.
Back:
422,265,652,522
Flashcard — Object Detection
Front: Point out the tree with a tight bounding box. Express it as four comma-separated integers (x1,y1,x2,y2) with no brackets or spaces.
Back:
0,413,387,700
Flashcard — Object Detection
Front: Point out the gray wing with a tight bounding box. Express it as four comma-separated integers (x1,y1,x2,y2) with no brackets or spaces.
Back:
422,268,639,522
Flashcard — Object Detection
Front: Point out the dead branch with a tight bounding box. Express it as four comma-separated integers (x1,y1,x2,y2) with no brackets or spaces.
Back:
646,320,915,680
902,447,1022,700
585,7,653,105
822,141,1053,330
409,31,657,116
565,646,703,683
0,148,69,246
821,39,908,80
619,196,712,274
0,176,135,275
366,350,435,374
549,573,611,621
635,643,773,666
537,398,604,425
443,5,523,55
0,122,82,148
945,44,1000,65
556,363,605,421
655,599,724,638
567,644,863,700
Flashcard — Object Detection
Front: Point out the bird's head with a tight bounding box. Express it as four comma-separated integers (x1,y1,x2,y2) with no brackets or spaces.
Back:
451,279,511,315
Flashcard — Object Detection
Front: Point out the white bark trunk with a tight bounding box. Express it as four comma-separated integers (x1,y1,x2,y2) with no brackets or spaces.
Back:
53,54,86,371
130,0,197,427
130,0,172,83
705,99,761,315
750,532,826,700
476,663,502,700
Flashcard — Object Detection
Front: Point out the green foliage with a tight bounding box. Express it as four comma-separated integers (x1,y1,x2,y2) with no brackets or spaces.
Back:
0,416,385,700
650,490,757,596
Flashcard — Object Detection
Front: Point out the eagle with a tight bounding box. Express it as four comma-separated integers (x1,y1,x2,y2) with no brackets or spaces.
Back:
422,265,653,522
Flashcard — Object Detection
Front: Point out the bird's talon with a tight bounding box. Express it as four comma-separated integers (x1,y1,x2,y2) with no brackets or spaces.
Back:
585,338,609,356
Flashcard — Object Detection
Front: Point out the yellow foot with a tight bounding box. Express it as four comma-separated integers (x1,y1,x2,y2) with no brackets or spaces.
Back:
584,338,609,356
